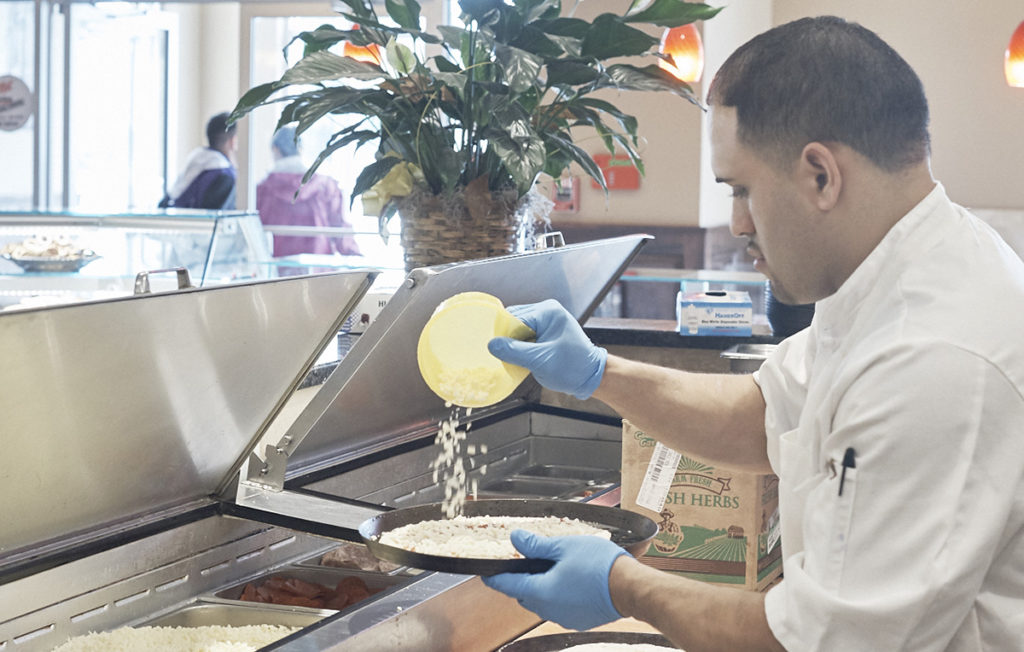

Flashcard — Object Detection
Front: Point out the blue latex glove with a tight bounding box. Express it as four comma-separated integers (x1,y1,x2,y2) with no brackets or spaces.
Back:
482,530,630,631
488,299,607,399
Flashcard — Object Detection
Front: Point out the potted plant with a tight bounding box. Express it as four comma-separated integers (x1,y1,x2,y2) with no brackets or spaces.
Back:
231,0,721,270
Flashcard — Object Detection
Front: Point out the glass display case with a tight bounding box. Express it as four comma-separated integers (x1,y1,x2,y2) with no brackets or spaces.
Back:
0,210,271,310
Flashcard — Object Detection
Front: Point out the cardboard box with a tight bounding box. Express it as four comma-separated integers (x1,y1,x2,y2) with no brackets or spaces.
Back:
676,291,753,336
620,419,782,591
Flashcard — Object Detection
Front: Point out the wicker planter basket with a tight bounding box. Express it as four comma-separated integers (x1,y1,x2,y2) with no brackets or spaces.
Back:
396,188,525,271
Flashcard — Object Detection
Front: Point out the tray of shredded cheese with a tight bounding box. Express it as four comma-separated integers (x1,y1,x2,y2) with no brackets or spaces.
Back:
359,499,657,575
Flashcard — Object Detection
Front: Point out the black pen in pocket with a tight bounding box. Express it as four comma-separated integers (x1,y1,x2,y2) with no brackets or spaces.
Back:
838,447,856,496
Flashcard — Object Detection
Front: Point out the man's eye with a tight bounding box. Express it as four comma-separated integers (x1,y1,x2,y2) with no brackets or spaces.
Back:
730,187,748,199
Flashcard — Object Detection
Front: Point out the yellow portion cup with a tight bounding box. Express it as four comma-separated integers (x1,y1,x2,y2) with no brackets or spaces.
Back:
417,292,535,408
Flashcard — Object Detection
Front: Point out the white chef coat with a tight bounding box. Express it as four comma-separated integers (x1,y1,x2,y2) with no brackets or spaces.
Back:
755,184,1024,651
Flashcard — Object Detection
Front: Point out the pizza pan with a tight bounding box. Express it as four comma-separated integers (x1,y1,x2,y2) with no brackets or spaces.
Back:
358,498,657,575
498,631,677,651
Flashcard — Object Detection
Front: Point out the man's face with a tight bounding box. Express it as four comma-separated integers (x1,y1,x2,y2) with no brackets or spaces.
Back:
709,106,819,305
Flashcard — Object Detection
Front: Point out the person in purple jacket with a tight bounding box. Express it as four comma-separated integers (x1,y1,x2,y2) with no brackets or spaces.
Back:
256,126,361,258
160,112,238,210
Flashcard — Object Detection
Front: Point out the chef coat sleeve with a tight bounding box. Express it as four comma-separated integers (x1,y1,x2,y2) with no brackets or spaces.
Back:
753,327,813,471
759,340,1024,650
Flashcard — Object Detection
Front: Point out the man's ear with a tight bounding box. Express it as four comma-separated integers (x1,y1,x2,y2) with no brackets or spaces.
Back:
799,142,841,211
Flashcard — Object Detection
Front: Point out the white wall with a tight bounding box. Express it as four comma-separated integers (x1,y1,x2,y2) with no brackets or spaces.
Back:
698,0,773,228
166,3,241,179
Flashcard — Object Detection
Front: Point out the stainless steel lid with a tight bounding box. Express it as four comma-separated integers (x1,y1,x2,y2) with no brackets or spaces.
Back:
0,271,376,567
271,236,650,480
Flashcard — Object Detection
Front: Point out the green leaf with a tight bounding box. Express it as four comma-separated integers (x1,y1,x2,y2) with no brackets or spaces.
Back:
510,26,564,58
384,0,422,30
286,25,349,58
543,33,583,57
328,128,381,152
489,131,546,194
581,15,659,59
579,97,639,137
230,81,283,122
427,146,465,193
604,63,701,106
591,120,616,153
437,25,470,51
624,0,723,28
514,0,561,23
546,59,601,86
534,17,590,39
288,88,379,135
541,148,572,179
433,71,468,100
491,3,527,43
544,131,607,192
516,86,541,113
433,54,461,73
330,0,375,20
351,156,405,200
606,130,646,175
386,38,418,74
460,0,504,24
494,44,543,94
281,51,384,85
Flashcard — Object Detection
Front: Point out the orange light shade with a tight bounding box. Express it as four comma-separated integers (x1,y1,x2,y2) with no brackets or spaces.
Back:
658,23,704,83
1006,20,1024,87
343,24,383,65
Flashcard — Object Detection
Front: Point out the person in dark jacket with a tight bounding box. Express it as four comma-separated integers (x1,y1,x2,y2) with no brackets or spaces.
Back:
159,112,237,210
256,126,360,258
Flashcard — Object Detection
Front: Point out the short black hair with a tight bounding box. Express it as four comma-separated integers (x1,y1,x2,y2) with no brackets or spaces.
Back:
707,16,930,172
206,112,237,149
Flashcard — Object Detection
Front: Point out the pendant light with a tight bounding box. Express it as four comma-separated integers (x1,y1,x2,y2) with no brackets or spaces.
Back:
658,23,704,83
343,24,383,66
1007,20,1024,87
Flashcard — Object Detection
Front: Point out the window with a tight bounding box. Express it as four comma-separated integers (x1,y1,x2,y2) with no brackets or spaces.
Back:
246,12,404,269
0,1,173,212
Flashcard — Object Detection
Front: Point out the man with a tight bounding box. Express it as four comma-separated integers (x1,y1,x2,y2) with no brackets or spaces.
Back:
256,126,361,258
483,16,1024,651
160,112,237,210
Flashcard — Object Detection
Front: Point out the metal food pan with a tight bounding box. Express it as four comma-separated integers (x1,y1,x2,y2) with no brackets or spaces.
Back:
298,542,417,576
215,566,404,603
477,475,618,501
516,464,620,482
144,600,331,628
478,476,587,498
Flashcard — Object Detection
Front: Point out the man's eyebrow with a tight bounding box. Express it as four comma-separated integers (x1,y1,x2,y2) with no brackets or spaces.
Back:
714,177,733,184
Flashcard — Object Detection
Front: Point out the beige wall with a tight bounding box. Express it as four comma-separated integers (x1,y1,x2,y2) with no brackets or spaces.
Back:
173,1,1024,226
565,0,1024,227
551,0,704,228
773,0,1024,212
573,0,1024,226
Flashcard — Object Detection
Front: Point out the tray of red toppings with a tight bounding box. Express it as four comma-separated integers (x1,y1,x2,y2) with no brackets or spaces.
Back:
216,567,401,612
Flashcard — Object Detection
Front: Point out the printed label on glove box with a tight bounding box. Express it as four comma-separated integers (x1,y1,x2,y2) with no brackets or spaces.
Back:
676,291,753,336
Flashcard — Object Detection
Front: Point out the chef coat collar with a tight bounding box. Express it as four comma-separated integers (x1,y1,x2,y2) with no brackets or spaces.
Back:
814,182,946,340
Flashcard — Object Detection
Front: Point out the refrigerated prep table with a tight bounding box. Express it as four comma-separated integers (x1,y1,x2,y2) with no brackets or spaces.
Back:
0,235,649,651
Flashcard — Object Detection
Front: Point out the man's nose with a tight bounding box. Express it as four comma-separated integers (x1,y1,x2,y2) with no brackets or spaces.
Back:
730,201,754,238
